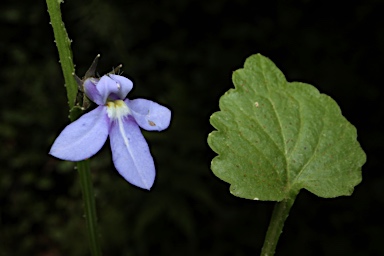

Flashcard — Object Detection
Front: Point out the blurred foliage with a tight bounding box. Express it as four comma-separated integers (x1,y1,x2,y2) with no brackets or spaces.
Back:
0,0,383,255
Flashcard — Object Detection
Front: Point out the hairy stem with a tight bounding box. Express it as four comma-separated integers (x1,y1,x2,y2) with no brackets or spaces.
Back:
77,160,102,256
46,0,77,109
46,1,102,255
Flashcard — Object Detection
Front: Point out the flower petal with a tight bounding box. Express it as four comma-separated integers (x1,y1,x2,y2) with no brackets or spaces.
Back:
49,106,110,161
95,75,133,103
125,99,171,131
96,75,120,103
84,78,103,105
108,74,133,99
109,116,155,189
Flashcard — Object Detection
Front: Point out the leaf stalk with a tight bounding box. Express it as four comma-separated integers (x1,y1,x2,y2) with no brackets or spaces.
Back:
260,191,298,256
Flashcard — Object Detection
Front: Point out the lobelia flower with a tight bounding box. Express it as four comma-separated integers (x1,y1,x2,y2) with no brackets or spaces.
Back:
49,74,171,190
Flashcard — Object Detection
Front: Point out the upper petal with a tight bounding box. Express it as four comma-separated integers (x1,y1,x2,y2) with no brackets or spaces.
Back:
96,75,120,103
125,99,171,131
95,75,133,103
108,74,133,100
84,77,104,105
109,116,155,189
49,106,110,161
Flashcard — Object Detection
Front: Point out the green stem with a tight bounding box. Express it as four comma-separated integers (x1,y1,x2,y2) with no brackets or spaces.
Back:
260,191,298,256
77,160,102,256
46,0,77,109
46,1,102,255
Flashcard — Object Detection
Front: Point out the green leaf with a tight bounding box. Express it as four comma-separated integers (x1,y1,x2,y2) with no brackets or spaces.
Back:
208,54,366,201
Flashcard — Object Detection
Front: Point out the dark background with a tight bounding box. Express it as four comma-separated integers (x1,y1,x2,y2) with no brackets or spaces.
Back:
1,0,383,255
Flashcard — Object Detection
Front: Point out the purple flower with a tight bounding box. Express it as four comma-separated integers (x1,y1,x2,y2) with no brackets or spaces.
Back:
49,74,171,190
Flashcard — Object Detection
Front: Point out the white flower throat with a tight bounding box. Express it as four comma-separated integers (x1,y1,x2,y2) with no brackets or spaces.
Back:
106,100,131,120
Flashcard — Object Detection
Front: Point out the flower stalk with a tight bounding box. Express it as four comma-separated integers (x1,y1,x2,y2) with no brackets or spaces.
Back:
46,0,102,255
